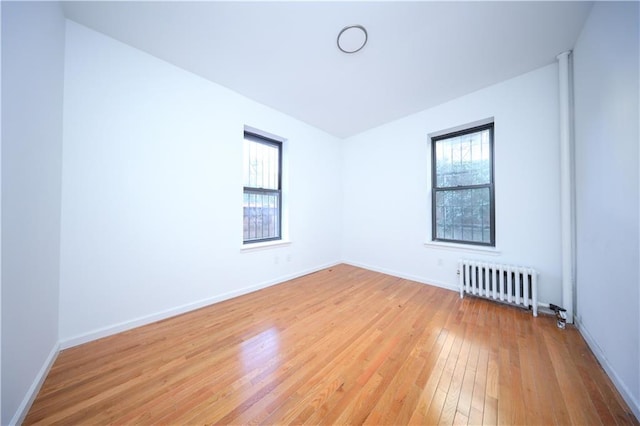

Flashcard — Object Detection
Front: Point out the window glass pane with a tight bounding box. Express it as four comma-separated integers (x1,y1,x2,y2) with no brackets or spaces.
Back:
243,191,280,242
435,188,491,244
435,128,491,187
243,137,279,190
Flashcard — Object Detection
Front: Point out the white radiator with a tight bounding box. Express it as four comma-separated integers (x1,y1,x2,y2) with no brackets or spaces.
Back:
458,259,538,317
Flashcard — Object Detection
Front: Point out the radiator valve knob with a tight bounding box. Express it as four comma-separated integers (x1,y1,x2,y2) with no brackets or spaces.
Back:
549,303,567,329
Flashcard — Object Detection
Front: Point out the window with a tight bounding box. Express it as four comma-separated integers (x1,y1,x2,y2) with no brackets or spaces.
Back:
243,132,282,244
431,123,495,246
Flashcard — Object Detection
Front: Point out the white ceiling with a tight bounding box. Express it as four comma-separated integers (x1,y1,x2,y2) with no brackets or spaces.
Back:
61,1,593,138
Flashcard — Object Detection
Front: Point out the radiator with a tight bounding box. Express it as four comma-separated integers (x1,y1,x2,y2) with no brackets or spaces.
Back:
458,259,538,317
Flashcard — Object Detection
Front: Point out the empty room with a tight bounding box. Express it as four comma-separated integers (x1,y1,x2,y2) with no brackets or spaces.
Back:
2,1,639,424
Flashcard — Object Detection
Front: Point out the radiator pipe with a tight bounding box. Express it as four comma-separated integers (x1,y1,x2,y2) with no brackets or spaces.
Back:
557,51,575,324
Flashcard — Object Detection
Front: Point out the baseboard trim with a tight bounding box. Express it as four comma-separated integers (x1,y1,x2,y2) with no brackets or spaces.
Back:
342,260,458,293
59,262,340,350
9,342,60,426
576,318,640,421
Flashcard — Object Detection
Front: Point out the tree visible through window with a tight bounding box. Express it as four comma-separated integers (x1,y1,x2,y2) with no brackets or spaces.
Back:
243,132,282,244
431,123,495,246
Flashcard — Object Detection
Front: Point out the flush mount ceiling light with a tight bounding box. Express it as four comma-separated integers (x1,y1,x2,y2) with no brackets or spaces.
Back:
337,25,368,54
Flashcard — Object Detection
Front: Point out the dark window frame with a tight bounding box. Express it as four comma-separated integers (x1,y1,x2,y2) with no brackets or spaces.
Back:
243,131,283,244
431,123,495,247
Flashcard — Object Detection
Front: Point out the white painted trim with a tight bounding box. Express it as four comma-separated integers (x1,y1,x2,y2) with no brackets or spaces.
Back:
342,260,458,293
60,261,340,349
243,124,287,144
428,116,495,139
240,240,292,252
576,319,640,421
9,342,60,426
423,241,501,256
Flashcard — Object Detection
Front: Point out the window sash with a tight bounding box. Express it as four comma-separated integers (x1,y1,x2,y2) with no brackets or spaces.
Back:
243,132,282,244
432,186,494,245
431,123,495,246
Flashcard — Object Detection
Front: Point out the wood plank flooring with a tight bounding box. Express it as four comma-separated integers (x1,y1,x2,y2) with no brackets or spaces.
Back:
25,264,638,425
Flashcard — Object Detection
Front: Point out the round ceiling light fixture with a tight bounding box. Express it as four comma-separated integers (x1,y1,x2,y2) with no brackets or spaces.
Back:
337,25,368,54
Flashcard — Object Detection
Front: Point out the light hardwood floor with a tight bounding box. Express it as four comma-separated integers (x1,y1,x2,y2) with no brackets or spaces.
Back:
25,264,638,425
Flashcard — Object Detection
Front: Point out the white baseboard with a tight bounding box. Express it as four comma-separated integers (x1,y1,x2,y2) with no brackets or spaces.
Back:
60,261,340,350
342,260,459,293
10,342,60,426
576,319,640,421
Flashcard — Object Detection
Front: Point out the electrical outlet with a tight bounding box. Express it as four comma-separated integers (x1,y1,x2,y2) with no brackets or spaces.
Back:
437,258,443,266
275,256,280,264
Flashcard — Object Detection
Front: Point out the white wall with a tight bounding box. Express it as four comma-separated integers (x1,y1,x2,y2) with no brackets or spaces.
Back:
1,2,66,424
58,21,343,345
573,2,640,417
342,64,562,306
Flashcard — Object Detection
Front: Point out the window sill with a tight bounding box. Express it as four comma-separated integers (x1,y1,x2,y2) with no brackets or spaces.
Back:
240,240,291,252
423,241,501,256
